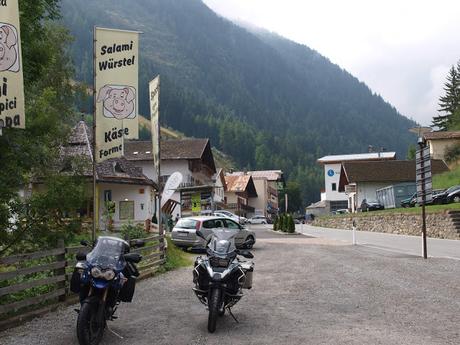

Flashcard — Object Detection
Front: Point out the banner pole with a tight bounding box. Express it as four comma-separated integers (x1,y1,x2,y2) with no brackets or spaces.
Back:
92,26,97,243
158,77,163,236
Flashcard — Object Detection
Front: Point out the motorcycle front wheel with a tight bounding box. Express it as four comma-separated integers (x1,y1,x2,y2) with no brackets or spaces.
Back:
76,302,105,345
208,288,222,333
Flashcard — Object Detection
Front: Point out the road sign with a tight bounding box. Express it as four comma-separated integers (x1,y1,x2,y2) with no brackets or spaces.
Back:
416,145,432,206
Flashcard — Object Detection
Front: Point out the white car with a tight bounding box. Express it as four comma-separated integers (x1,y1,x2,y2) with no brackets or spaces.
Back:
248,216,267,224
171,216,256,250
213,211,248,224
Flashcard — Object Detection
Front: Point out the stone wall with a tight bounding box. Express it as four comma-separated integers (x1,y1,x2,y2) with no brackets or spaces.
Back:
312,212,460,240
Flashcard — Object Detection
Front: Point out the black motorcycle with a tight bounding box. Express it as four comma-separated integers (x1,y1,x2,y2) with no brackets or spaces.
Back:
193,229,255,333
70,236,144,345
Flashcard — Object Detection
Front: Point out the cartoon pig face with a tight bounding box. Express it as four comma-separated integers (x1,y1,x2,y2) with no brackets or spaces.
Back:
0,25,18,72
97,85,136,120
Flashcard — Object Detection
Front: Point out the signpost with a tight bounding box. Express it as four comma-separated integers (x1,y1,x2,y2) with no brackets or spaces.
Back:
416,141,431,259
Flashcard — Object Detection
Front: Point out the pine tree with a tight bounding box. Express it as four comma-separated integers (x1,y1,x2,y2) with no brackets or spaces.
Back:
432,64,460,130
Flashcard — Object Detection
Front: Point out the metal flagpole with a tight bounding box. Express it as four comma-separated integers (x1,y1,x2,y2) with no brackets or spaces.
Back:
92,26,97,243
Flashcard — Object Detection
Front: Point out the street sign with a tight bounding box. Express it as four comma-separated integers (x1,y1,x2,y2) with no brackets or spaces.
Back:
415,145,432,206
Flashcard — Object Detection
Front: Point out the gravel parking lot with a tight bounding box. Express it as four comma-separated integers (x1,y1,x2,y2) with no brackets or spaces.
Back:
1,226,459,345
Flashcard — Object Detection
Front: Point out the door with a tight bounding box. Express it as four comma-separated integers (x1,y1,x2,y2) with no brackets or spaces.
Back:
223,219,245,245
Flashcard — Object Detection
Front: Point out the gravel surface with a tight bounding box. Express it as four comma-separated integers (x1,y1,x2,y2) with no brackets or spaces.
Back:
1,226,459,345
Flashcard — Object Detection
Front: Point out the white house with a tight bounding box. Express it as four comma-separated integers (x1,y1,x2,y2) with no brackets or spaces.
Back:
60,121,157,230
316,152,396,213
125,138,217,217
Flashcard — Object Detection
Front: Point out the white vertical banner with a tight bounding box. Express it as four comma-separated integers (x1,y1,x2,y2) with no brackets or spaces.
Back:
0,0,25,129
94,27,140,162
149,75,160,176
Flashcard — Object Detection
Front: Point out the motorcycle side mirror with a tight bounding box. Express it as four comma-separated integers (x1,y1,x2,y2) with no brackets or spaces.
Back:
123,253,142,263
196,230,206,240
80,240,89,246
76,252,87,261
237,250,254,259
130,239,145,248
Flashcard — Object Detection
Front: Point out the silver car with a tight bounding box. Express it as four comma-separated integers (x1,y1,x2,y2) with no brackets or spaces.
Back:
171,216,256,250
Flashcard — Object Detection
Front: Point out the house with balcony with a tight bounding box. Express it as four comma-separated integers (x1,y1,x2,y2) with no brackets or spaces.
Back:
224,174,258,217
226,170,284,218
125,138,217,217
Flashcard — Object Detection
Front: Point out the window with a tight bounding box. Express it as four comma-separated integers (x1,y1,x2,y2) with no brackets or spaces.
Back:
119,201,134,220
203,220,215,229
332,183,337,191
224,219,240,230
175,219,198,229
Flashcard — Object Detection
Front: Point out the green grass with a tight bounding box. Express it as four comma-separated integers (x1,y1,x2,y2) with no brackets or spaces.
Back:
433,164,460,190
160,237,194,272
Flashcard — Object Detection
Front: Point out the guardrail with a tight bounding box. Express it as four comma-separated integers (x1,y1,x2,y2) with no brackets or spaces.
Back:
0,232,165,330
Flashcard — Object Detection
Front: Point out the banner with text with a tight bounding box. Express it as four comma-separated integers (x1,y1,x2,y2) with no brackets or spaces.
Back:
149,75,160,179
95,27,139,162
0,0,25,129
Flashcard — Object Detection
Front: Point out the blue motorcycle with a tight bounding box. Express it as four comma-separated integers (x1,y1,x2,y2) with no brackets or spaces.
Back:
70,236,144,345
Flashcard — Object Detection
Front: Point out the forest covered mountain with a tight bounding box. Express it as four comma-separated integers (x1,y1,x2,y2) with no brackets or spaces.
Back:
61,0,416,206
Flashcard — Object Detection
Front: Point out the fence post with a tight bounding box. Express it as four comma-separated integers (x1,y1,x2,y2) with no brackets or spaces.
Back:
55,239,66,302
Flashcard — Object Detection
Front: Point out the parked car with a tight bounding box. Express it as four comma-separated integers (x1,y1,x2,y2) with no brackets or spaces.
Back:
334,209,350,214
433,185,460,204
248,215,268,224
171,216,256,250
360,199,384,212
213,210,248,224
401,193,417,208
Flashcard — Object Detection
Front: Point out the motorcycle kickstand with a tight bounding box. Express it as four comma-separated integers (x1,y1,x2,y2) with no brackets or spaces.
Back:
106,323,124,340
227,308,239,323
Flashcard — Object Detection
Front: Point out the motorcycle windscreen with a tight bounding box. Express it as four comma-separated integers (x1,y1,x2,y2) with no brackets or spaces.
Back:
207,229,237,256
86,236,128,270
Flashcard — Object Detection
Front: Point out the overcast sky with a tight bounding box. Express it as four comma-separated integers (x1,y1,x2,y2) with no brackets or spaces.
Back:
203,0,460,126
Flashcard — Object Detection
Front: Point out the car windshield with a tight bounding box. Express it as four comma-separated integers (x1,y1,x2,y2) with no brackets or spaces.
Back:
175,218,198,229
86,236,127,270
367,200,379,204
207,229,237,257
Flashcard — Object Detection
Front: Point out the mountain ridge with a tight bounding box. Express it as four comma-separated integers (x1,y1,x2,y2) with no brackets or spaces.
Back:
62,0,416,206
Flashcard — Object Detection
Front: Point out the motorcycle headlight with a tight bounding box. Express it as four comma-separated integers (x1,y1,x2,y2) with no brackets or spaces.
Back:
90,267,115,280
90,267,102,278
101,269,115,280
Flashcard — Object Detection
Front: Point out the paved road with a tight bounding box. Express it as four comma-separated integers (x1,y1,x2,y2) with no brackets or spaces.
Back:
296,224,460,260
1,226,460,345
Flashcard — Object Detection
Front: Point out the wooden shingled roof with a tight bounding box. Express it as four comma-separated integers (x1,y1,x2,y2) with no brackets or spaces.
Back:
125,139,216,173
340,159,449,185
423,131,460,140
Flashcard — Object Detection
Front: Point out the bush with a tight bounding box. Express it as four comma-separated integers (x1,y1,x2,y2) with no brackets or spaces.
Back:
120,221,146,240
283,214,289,232
287,214,295,233
273,216,278,231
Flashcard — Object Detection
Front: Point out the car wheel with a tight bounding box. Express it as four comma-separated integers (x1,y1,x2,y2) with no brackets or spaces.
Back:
262,221,266,224
245,236,255,249
453,196,460,203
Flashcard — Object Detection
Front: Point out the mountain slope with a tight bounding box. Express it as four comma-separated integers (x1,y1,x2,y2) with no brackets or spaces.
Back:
61,0,416,206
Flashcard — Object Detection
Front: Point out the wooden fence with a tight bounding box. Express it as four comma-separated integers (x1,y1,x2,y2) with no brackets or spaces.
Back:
0,233,165,330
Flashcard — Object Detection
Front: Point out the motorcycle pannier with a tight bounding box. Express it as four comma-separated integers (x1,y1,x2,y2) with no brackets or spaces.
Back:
240,262,254,289
119,277,136,302
70,269,81,293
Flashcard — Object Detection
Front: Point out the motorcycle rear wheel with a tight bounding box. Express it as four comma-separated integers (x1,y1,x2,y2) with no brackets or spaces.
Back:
208,288,222,333
76,302,105,345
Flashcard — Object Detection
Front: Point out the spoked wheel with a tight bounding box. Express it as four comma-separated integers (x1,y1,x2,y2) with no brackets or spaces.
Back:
208,288,222,333
76,302,106,345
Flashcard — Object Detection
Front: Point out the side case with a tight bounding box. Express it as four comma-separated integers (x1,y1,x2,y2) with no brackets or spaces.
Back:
240,261,254,289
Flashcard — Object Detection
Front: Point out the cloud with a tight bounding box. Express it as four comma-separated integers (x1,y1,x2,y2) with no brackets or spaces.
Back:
204,0,460,125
